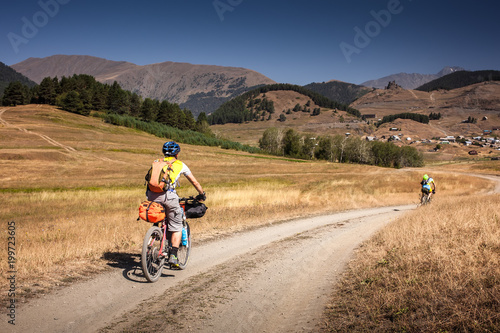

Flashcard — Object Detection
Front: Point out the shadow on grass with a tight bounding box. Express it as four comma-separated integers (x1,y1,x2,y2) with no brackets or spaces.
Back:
102,252,175,283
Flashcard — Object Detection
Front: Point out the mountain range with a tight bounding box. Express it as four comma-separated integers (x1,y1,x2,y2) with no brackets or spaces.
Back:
5,55,477,115
361,66,465,90
11,55,275,116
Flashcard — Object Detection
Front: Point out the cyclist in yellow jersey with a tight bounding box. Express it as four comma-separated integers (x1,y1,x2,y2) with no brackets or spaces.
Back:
420,174,436,202
146,141,205,267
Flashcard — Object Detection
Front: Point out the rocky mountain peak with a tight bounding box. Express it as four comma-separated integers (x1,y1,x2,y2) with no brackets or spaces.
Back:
437,66,465,76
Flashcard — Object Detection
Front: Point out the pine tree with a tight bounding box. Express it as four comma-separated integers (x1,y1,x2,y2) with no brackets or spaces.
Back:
92,84,108,111
197,112,208,123
139,98,158,121
79,89,93,114
38,77,57,104
107,81,130,114
2,81,27,106
60,90,85,114
127,93,141,117
183,109,196,130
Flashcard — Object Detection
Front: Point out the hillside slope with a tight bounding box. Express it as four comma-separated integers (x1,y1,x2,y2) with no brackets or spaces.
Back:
303,80,371,105
352,81,500,138
11,55,276,116
210,89,365,145
0,62,37,98
212,81,500,151
416,70,500,92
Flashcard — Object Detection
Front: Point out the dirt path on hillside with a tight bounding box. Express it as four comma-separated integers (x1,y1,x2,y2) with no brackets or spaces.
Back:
428,122,447,137
0,107,121,163
0,107,77,153
5,205,415,333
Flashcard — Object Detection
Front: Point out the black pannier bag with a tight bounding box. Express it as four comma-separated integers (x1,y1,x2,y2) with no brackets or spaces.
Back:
185,202,208,218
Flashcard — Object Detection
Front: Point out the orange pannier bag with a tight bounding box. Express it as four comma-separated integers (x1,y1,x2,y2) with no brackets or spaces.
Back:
139,201,165,222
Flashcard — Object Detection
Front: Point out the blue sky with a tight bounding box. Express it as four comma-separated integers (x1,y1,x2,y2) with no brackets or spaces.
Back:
1,0,499,85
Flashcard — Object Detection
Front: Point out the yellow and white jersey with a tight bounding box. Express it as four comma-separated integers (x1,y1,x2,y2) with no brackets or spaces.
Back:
162,157,191,189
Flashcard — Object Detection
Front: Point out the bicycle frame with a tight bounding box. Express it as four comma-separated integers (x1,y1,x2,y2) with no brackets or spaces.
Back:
152,201,188,258
155,222,169,258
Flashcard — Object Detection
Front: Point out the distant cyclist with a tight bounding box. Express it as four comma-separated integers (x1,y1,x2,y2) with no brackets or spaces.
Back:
420,174,436,202
145,141,206,267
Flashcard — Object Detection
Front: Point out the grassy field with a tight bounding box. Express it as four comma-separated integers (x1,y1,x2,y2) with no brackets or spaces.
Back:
321,193,500,332
1,105,499,329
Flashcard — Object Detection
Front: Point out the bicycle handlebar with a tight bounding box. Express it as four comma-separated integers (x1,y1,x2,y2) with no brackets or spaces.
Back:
179,196,201,203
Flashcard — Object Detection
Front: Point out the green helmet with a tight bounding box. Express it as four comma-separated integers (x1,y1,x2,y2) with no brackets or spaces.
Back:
423,174,429,181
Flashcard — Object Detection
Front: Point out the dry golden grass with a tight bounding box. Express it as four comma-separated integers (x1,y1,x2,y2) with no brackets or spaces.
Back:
320,193,500,332
0,105,496,310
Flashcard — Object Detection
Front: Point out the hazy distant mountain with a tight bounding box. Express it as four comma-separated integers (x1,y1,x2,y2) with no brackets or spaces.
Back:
0,61,36,98
361,66,465,90
11,55,275,116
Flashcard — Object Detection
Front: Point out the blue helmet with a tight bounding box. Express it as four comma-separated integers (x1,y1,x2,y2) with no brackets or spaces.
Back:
162,141,180,156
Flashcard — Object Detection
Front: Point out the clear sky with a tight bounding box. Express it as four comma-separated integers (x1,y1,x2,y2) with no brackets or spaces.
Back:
1,0,499,85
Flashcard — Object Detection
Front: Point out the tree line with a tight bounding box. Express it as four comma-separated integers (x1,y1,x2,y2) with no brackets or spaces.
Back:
247,96,275,121
208,83,361,125
416,70,500,92
376,113,429,127
1,74,210,134
429,112,442,120
303,80,371,105
259,128,424,168
102,113,260,154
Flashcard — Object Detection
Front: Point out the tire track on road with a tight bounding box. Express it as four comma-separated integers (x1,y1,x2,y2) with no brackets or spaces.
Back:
8,204,415,333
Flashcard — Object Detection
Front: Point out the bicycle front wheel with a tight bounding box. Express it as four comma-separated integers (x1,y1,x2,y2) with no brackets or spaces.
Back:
177,222,191,270
141,226,165,282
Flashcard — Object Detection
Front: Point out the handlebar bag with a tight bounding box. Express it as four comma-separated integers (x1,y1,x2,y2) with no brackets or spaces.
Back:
185,202,207,219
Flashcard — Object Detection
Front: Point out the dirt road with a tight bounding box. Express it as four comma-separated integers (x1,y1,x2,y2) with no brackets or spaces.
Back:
4,204,417,333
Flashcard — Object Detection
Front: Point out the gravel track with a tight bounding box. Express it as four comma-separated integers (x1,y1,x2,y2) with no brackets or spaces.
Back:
5,204,415,333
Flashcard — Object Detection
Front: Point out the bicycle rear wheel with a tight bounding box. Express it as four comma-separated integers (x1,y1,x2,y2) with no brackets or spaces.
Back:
141,226,165,282
176,222,191,270
421,193,430,205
